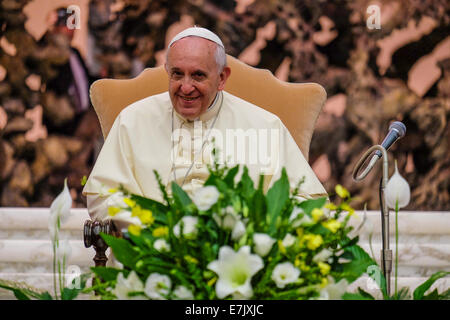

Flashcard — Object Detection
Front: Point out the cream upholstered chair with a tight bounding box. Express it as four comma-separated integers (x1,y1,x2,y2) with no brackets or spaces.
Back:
83,55,327,267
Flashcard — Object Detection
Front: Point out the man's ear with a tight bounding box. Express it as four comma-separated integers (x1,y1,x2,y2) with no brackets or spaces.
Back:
217,66,231,91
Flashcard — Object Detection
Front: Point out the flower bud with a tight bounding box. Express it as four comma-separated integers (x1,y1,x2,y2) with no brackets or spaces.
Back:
385,161,410,209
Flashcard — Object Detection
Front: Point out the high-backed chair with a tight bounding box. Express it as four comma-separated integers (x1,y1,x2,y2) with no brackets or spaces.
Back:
83,55,327,266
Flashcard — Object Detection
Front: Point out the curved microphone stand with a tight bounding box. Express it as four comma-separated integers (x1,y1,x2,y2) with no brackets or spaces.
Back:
352,145,391,296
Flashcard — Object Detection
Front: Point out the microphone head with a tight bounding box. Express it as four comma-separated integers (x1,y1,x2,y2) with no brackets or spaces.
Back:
389,121,406,138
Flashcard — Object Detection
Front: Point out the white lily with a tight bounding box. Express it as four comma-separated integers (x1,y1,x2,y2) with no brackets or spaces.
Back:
207,245,263,299
110,210,143,227
312,248,333,263
192,185,220,211
213,211,239,231
106,191,128,209
289,206,312,228
318,278,349,300
173,285,194,300
231,220,246,241
113,271,146,300
271,262,300,288
48,178,72,242
144,273,171,300
253,233,276,257
282,233,296,248
385,161,410,209
154,239,171,252
173,216,199,239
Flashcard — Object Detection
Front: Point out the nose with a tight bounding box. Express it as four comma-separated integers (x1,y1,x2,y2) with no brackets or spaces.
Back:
180,77,195,95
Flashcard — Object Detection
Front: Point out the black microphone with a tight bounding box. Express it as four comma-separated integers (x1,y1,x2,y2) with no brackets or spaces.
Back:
375,121,407,158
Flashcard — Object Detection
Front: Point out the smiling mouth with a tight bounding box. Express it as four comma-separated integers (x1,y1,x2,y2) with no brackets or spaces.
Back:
179,96,199,102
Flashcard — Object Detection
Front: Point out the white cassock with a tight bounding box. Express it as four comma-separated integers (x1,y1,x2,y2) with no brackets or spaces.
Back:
82,90,327,222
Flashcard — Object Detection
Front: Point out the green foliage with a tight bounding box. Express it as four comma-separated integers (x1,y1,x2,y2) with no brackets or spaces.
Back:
266,168,290,236
88,163,375,300
413,271,450,300
339,245,377,283
101,233,140,268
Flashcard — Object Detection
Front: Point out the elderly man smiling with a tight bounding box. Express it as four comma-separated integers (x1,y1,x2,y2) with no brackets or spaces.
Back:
82,27,327,225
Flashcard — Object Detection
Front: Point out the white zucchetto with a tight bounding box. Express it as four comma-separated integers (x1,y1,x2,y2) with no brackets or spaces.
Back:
168,26,224,49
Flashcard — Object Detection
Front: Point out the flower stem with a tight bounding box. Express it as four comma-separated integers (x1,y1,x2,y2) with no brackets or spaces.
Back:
394,200,399,298
52,240,58,300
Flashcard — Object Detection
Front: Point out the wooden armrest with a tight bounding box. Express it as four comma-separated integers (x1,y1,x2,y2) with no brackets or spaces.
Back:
83,219,121,267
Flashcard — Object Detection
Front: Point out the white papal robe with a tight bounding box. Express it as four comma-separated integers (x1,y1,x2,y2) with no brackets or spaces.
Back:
82,90,327,222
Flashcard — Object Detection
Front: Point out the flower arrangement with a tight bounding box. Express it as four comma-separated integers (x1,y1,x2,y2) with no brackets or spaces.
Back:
1,161,447,300
88,162,378,300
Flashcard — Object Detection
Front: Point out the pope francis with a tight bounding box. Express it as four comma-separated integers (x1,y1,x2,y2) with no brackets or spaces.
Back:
83,27,327,225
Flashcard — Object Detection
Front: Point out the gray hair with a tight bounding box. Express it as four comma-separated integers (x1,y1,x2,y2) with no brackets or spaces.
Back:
166,36,227,73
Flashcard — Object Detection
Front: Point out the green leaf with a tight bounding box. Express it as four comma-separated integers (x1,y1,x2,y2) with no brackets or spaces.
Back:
237,166,255,202
61,287,80,300
342,290,374,300
393,287,411,300
435,288,450,300
224,165,239,187
101,233,139,268
213,178,229,195
251,189,266,231
171,182,193,212
90,267,127,282
266,168,290,234
0,279,50,300
38,292,53,300
357,287,376,300
340,245,377,283
413,271,450,300
13,290,31,300
299,197,327,215
422,288,440,300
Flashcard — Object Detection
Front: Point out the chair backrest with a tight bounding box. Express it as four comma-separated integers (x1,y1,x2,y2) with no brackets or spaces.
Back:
89,55,326,160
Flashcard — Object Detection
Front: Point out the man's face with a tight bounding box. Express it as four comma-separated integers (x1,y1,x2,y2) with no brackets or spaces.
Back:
165,37,230,120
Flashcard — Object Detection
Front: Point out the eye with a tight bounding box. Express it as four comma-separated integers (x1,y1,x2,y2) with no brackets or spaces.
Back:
192,72,206,80
171,70,183,79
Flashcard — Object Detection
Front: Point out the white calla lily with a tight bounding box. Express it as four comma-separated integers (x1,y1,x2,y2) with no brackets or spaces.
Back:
385,161,410,209
207,245,263,299
48,179,72,242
